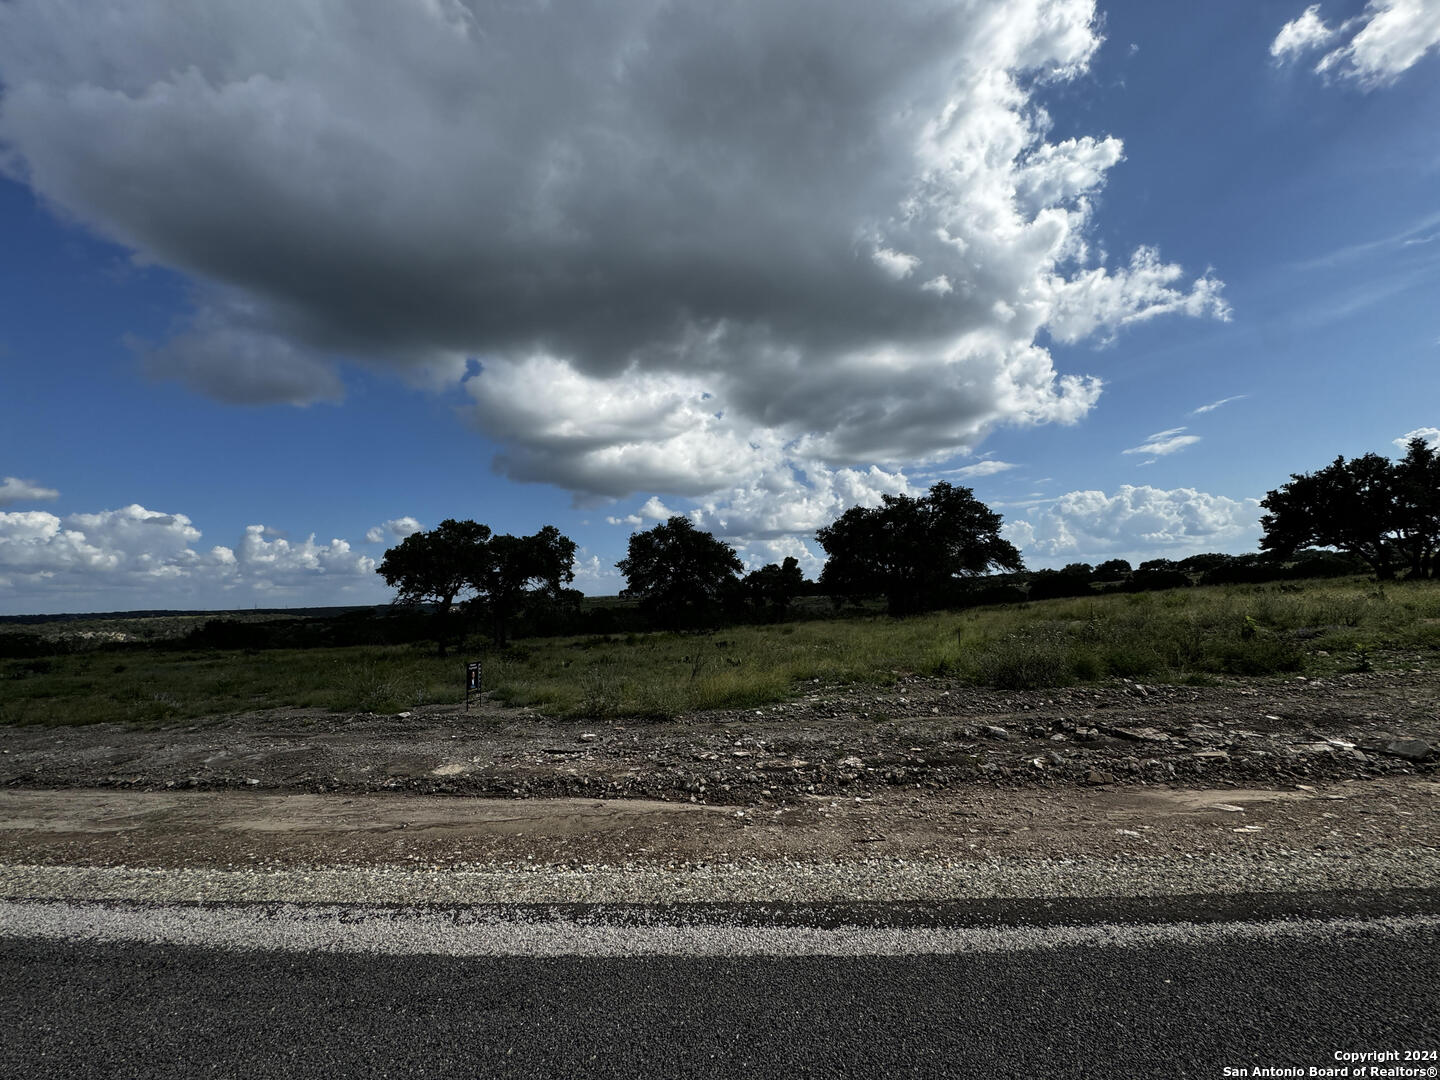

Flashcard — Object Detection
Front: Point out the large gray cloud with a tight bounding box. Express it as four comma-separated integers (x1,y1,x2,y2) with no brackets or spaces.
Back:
0,0,1227,512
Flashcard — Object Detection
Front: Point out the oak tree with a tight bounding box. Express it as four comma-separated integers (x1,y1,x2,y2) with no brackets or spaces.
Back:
816,482,1024,615
376,519,492,655
1260,441,1439,580
617,516,744,627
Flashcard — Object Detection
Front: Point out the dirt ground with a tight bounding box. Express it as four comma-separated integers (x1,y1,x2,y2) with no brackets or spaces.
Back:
1,671,1437,869
3,776,1438,870
2,669,1435,806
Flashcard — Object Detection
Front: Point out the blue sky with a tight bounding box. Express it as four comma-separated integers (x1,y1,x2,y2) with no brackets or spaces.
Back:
1,0,1436,614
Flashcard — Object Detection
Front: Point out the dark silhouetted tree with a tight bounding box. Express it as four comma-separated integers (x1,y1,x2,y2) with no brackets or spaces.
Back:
1129,559,1193,591
1260,444,1440,580
376,519,491,655
1393,437,1440,579
1028,563,1093,601
1094,558,1132,581
816,482,1024,615
378,520,578,651
471,525,578,647
617,517,744,627
1176,553,1232,574
744,556,806,622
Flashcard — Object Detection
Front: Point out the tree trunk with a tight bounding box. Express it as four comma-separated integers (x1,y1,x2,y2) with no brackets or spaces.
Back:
435,594,456,657
1368,538,1395,580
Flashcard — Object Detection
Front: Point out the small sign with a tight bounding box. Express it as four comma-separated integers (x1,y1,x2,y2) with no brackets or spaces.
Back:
465,660,482,711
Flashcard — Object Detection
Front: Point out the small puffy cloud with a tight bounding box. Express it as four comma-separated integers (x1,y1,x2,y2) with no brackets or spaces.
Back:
1394,426,1440,449
637,497,678,522
1271,6,1338,60
1005,485,1263,562
1122,427,1202,457
871,248,920,281
0,0,1227,515
365,517,423,544
1273,1,1440,87
0,476,59,506
0,503,378,611
1191,394,1246,415
605,497,677,529
571,550,625,594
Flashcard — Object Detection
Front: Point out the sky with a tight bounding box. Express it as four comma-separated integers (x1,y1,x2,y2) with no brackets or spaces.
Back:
0,0,1437,614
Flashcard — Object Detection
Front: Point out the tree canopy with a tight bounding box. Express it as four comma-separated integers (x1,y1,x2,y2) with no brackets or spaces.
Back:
377,519,577,651
376,519,489,607
1260,438,1439,580
471,524,578,646
616,516,744,627
744,556,806,622
815,481,1024,615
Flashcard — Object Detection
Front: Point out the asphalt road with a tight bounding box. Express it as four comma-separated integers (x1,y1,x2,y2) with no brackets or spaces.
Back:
5,895,1438,1079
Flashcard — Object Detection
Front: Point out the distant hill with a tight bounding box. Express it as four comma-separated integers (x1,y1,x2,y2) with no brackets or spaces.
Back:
0,605,388,627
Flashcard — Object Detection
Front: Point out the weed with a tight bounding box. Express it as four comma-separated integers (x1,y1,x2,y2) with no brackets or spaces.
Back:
579,658,623,719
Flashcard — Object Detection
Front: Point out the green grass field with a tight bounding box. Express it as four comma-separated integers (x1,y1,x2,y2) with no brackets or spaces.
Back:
3,576,1437,726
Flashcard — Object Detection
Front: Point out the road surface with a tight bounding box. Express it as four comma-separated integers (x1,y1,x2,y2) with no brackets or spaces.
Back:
4,891,1439,1079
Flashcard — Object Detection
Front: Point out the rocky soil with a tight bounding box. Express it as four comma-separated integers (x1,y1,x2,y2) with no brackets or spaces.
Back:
2,670,1435,805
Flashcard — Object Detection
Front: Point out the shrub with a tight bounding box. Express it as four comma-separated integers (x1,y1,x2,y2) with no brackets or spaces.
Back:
972,632,1074,690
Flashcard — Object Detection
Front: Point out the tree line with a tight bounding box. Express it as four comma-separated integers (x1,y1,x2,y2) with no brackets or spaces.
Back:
375,438,1437,649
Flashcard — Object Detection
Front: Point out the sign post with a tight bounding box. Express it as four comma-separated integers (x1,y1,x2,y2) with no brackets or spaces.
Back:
465,659,482,711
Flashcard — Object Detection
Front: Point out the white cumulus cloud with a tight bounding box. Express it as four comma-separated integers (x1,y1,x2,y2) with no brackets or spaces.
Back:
234,526,375,591
365,517,423,544
1004,485,1263,562
1272,1,1440,87
0,504,378,612
1394,426,1440,449
0,0,1227,513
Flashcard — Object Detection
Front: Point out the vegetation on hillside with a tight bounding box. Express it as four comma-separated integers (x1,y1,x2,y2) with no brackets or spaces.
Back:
3,576,1436,726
